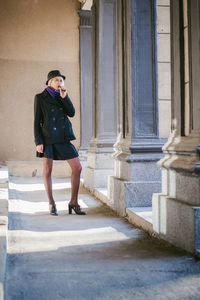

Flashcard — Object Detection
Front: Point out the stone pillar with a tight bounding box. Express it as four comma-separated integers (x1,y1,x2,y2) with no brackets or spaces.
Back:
152,0,200,253
78,10,93,173
83,0,118,190
108,0,165,216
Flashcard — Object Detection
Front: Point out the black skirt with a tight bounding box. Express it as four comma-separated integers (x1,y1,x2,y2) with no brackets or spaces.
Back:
36,142,78,160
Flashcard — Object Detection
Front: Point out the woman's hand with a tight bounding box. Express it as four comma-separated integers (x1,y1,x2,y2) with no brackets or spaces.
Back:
59,87,67,99
36,144,43,153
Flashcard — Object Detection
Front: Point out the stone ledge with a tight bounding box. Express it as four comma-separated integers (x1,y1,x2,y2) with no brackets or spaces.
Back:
0,164,8,189
6,160,72,178
83,181,155,236
126,207,153,235
93,188,108,205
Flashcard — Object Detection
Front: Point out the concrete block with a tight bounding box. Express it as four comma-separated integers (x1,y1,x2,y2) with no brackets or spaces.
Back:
114,158,130,181
78,150,88,178
6,161,72,178
0,199,8,225
125,181,161,207
129,161,161,182
152,193,161,232
158,62,171,99
84,166,113,190
83,166,94,191
87,150,114,169
0,166,8,188
126,207,153,234
159,100,171,138
152,193,167,233
108,176,126,216
153,194,197,253
157,6,170,33
157,0,170,5
168,170,200,206
157,33,170,62
93,188,108,205
161,168,169,195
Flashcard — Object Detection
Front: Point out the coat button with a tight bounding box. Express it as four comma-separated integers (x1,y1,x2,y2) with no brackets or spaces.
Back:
53,127,56,131
51,108,54,112
53,117,55,121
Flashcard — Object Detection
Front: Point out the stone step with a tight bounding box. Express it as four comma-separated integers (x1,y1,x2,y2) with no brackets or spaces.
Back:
126,207,153,235
88,185,154,235
0,164,8,189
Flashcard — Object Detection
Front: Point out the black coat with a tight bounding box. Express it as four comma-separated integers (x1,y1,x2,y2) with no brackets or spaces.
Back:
34,89,76,145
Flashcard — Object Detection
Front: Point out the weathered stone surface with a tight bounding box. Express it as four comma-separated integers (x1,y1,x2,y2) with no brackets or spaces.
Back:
158,63,171,99
157,34,170,62
125,181,161,207
159,100,171,138
6,161,72,178
129,162,161,182
157,6,170,33
152,194,199,253
84,165,113,190
157,0,170,5
5,176,200,300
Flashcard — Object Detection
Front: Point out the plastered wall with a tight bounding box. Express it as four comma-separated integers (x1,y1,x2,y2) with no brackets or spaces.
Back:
0,0,80,161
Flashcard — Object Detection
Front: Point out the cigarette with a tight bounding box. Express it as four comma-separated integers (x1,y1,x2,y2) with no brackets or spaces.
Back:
59,86,66,92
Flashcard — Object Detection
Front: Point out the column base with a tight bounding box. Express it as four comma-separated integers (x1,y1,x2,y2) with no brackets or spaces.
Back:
108,174,161,217
78,149,88,178
153,193,200,253
108,176,126,216
84,166,113,190
108,150,162,215
83,145,114,190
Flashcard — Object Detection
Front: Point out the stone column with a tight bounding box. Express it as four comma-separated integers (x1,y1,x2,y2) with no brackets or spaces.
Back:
108,0,165,215
152,0,200,253
77,10,93,173
83,0,118,190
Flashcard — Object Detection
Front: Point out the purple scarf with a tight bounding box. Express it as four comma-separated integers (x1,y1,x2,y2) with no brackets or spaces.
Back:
46,86,60,98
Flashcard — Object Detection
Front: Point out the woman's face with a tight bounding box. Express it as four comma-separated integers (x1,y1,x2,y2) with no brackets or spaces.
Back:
49,76,64,90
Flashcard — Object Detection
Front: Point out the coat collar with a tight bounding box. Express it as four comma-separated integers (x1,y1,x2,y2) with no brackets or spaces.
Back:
41,89,62,107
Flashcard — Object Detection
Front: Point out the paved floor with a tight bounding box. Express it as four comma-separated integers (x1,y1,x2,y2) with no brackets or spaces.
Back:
5,176,200,300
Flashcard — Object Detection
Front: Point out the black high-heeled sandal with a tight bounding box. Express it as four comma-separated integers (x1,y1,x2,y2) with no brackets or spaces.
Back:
49,204,58,216
68,204,86,215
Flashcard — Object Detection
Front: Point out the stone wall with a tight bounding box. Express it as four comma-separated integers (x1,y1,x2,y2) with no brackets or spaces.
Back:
0,0,80,161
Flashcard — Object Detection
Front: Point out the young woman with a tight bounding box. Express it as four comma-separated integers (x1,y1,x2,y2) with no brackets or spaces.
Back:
34,70,86,216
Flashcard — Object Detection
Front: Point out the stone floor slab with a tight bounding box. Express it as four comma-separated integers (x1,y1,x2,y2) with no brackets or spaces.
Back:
5,177,200,300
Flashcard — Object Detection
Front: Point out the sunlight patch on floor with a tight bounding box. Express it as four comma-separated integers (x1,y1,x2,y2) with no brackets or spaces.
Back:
9,181,71,192
8,198,88,214
8,226,130,254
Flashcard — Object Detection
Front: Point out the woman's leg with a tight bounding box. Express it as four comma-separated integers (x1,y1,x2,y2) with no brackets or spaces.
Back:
67,157,82,205
43,157,55,205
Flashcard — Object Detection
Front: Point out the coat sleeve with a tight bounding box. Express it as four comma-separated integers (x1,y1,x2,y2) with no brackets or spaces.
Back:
34,95,44,146
60,94,75,117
